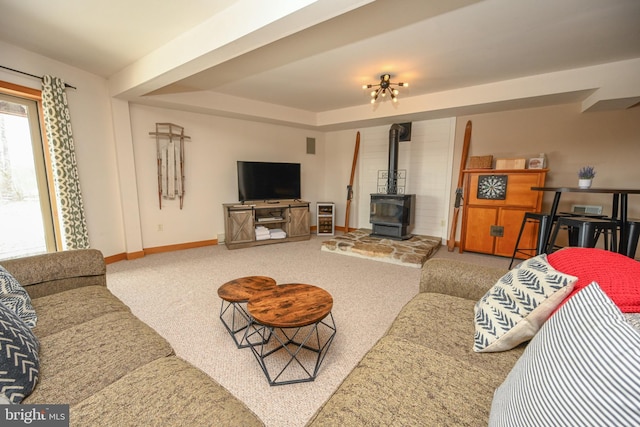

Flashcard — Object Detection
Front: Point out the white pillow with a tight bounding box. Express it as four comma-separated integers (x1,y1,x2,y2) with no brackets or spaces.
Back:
489,282,640,426
474,254,576,352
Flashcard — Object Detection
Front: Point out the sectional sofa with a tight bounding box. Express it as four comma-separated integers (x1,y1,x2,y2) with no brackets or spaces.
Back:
308,258,524,425
308,249,640,425
1,249,263,426
2,248,638,426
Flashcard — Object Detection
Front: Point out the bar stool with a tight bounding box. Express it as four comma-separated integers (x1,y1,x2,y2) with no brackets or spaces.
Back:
623,219,639,259
509,212,552,269
548,216,618,253
559,211,614,250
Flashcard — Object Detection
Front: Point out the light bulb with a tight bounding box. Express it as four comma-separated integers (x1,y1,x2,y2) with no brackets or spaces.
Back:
370,98,376,104
393,97,398,103
382,91,386,97
370,91,376,97
362,85,368,89
392,89,399,95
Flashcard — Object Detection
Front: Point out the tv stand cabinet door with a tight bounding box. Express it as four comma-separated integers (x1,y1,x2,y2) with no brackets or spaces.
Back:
227,209,254,244
288,205,310,238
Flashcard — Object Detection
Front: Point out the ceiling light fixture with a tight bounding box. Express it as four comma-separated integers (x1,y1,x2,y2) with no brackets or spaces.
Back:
362,74,408,104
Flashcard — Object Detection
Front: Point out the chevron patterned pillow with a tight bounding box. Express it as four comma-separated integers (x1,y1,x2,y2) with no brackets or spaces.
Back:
0,266,37,328
489,282,640,426
0,300,40,404
474,254,577,352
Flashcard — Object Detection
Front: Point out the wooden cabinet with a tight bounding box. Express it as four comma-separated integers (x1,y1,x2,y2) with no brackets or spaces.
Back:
226,208,254,244
460,169,547,258
288,205,311,238
223,200,310,249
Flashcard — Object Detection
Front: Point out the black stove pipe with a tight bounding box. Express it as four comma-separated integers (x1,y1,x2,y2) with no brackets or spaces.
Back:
387,123,407,194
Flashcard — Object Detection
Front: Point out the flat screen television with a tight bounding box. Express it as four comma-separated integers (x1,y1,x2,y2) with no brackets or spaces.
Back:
237,161,301,202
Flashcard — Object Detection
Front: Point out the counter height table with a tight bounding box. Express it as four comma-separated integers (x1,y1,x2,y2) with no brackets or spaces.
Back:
531,187,640,256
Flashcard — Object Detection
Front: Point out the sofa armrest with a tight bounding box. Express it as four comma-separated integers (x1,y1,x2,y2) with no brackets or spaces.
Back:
1,249,106,299
419,258,506,301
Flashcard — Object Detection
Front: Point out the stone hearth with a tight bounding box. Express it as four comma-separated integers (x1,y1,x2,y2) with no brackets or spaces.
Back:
321,228,441,268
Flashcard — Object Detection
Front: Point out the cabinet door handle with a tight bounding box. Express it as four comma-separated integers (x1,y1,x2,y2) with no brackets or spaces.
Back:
490,225,504,237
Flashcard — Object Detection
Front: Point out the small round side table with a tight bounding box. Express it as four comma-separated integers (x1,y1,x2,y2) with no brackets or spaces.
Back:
247,283,336,385
217,276,276,348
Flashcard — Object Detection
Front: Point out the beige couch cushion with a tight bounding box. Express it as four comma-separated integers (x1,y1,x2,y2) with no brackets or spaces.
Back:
24,311,173,405
31,286,130,338
4,249,106,299
71,356,264,427
386,293,525,374
308,335,501,427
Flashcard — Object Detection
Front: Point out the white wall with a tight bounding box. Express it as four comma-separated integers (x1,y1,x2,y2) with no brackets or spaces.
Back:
0,41,125,257
321,129,361,230
128,104,325,247
323,119,456,239
128,105,457,247
355,120,455,238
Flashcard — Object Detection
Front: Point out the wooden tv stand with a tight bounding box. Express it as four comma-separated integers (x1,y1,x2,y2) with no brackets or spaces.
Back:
223,200,311,249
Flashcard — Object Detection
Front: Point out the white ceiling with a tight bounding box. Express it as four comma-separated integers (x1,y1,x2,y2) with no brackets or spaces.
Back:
1,0,639,130
0,0,239,76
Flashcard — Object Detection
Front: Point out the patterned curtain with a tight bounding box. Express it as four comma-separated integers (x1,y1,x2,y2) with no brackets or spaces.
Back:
41,75,90,250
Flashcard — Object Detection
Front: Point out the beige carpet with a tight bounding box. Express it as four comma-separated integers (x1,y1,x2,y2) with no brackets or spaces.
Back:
106,236,422,427
106,236,509,427
320,228,442,267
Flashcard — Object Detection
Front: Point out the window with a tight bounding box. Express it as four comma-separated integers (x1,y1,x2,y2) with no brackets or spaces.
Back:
0,81,57,259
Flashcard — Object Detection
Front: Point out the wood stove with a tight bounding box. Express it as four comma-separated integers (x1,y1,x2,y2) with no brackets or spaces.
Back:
370,193,415,239
370,123,415,240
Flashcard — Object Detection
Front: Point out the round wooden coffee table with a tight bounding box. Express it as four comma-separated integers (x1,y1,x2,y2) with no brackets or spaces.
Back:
246,283,336,385
217,276,276,348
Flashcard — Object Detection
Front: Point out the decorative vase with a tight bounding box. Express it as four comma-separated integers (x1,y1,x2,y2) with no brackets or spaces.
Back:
578,178,592,189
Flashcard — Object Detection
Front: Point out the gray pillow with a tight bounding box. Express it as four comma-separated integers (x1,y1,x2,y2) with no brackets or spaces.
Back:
0,265,37,328
0,300,40,403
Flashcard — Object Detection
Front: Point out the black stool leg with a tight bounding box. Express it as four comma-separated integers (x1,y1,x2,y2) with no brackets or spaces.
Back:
611,224,618,253
548,221,562,253
510,214,552,269
509,217,529,269
626,222,639,258
576,222,597,247
536,215,550,255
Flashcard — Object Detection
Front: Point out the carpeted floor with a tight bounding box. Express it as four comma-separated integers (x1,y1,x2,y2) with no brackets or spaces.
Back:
320,228,442,267
107,236,422,427
106,236,509,427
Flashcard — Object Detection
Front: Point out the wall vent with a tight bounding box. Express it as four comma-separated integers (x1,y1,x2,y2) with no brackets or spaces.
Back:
306,137,316,154
571,204,603,215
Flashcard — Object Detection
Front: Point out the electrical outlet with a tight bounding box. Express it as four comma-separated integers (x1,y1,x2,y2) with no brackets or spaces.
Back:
157,224,163,231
